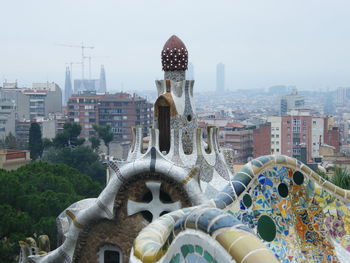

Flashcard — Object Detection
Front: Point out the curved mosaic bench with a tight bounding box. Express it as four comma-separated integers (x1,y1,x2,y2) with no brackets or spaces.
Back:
214,155,350,209
216,154,350,262
133,155,350,262
133,206,278,263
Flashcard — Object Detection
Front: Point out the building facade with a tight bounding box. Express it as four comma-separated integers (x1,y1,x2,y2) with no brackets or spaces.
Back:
222,123,253,163
281,114,313,161
253,123,271,158
268,111,340,161
268,116,282,154
67,92,100,137
280,88,305,115
0,99,16,140
98,93,152,141
67,92,152,140
0,82,62,121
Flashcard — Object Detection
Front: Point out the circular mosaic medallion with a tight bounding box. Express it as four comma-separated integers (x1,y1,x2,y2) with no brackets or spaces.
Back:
257,215,276,242
293,171,304,185
278,183,289,198
242,194,252,208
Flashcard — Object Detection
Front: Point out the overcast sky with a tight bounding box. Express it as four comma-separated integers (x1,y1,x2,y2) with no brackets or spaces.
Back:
1,0,350,92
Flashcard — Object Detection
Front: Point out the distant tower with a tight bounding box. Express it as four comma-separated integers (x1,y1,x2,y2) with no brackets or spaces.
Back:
280,88,305,116
187,62,194,80
64,67,73,105
98,65,107,93
324,91,335,116
216,63,225,92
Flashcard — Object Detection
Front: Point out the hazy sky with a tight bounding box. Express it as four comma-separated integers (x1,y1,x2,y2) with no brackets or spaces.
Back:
1,0,350,92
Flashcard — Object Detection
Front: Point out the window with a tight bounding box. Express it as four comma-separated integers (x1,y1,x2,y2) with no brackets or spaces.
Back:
293,148,301,155
85,105,95,110
302,120,307,126
293,119,300,126
98,244,122,263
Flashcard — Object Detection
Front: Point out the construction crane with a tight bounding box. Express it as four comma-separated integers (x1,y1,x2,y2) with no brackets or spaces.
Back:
84,56,110,80
57,42,94,81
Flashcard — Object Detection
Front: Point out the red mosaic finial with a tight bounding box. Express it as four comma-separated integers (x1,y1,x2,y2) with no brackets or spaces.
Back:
161,35,188,71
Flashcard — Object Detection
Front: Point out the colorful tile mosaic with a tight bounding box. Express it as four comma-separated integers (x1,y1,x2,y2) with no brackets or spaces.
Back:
230,165,350,262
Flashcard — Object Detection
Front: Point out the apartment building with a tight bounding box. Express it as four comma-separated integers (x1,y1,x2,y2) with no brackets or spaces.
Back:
266,110,340,162
0,99,16,139
268,116,282,154
98,93,152,141
253,123,271,158
0,82,62,121
67,92,99,137
67,92,152,141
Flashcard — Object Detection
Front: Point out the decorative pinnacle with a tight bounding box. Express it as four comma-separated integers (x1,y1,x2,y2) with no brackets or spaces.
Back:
161,35,188,71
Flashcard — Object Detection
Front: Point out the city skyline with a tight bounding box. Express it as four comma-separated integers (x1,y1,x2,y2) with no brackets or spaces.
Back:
1,0,350,92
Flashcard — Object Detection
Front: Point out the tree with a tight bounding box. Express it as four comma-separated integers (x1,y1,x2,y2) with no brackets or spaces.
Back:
53,122,84,148
89,136,100,152
4,132,19,149
29,122,43,160
93,124,113,154
42,138,53,149
42,146,106,184
0,162,102,262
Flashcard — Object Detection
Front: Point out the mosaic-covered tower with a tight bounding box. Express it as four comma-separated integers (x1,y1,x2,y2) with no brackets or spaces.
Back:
155,35,197,154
